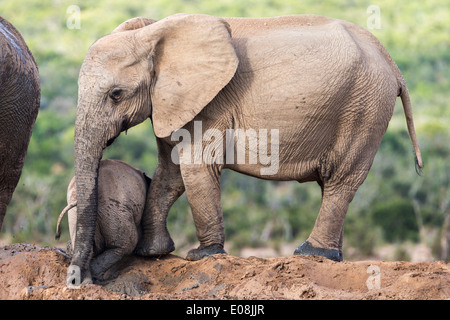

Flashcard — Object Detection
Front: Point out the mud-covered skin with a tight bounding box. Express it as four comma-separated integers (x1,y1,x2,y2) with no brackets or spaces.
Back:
186,245,227,261
294,241,342,262
133,236,175,257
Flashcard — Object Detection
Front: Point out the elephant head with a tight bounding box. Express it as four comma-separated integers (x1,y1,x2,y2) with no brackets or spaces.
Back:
70,14,238,285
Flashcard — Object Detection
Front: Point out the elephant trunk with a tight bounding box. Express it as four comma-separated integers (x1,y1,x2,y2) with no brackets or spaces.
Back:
68,104,106,286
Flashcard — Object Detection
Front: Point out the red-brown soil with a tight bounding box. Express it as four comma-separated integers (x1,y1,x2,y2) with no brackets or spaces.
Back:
0,243,448,300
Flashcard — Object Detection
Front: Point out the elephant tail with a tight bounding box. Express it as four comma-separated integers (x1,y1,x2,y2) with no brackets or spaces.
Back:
55,201,77,240
399,80,424,175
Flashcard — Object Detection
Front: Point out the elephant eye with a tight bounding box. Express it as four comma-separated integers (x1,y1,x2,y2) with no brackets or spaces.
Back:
109,89,123,102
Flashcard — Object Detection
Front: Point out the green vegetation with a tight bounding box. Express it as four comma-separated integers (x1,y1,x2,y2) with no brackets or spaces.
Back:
1,0,448,260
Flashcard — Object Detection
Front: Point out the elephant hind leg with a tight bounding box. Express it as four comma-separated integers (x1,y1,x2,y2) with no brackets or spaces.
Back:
296,92,393,261
90,247,130,281
90,214,140,281
295,186,357,261
296,148,376,261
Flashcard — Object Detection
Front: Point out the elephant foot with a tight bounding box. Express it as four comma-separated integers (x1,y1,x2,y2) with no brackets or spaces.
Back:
293,241,342,262
134,235,175,257
186,244,227,261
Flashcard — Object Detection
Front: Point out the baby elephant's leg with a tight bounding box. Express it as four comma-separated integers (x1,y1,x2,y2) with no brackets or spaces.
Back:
90,247,131,280
90,222,139,281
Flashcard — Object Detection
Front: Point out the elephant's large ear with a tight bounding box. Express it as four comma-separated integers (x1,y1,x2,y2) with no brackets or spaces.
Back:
111,17,157,33
137,14,239,138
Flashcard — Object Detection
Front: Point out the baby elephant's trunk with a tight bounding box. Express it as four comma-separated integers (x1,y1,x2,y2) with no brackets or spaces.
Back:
55,201,77,240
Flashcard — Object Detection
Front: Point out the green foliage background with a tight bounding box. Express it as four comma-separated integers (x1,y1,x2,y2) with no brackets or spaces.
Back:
1,0,448,260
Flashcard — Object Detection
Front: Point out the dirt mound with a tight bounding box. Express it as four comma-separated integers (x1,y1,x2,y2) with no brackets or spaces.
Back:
0,243,448,300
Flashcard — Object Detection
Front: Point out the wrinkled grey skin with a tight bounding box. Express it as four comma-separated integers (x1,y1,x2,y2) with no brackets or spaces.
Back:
0,17,40,230
56,159,151,284
71,14,423,285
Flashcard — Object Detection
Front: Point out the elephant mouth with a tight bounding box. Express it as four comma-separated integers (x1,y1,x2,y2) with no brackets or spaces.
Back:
106,136,116,147
106,119,130,147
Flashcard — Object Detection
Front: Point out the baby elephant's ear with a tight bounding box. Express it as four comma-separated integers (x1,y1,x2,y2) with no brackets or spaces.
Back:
111,17,157,33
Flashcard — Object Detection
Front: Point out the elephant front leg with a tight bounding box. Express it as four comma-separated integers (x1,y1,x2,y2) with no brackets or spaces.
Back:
182,164,226,261
135,162,185,257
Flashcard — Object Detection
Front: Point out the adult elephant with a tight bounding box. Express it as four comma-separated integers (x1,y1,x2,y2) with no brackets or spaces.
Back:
0,17,40,230
70,14,422,285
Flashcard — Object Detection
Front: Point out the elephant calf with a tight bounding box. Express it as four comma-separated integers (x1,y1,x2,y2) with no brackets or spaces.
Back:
56,159,151,282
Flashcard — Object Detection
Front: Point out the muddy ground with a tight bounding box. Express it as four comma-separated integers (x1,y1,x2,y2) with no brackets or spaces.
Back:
0,243,448,300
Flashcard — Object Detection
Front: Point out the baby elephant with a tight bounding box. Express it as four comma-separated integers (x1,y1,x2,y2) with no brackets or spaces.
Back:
56,159,151,281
